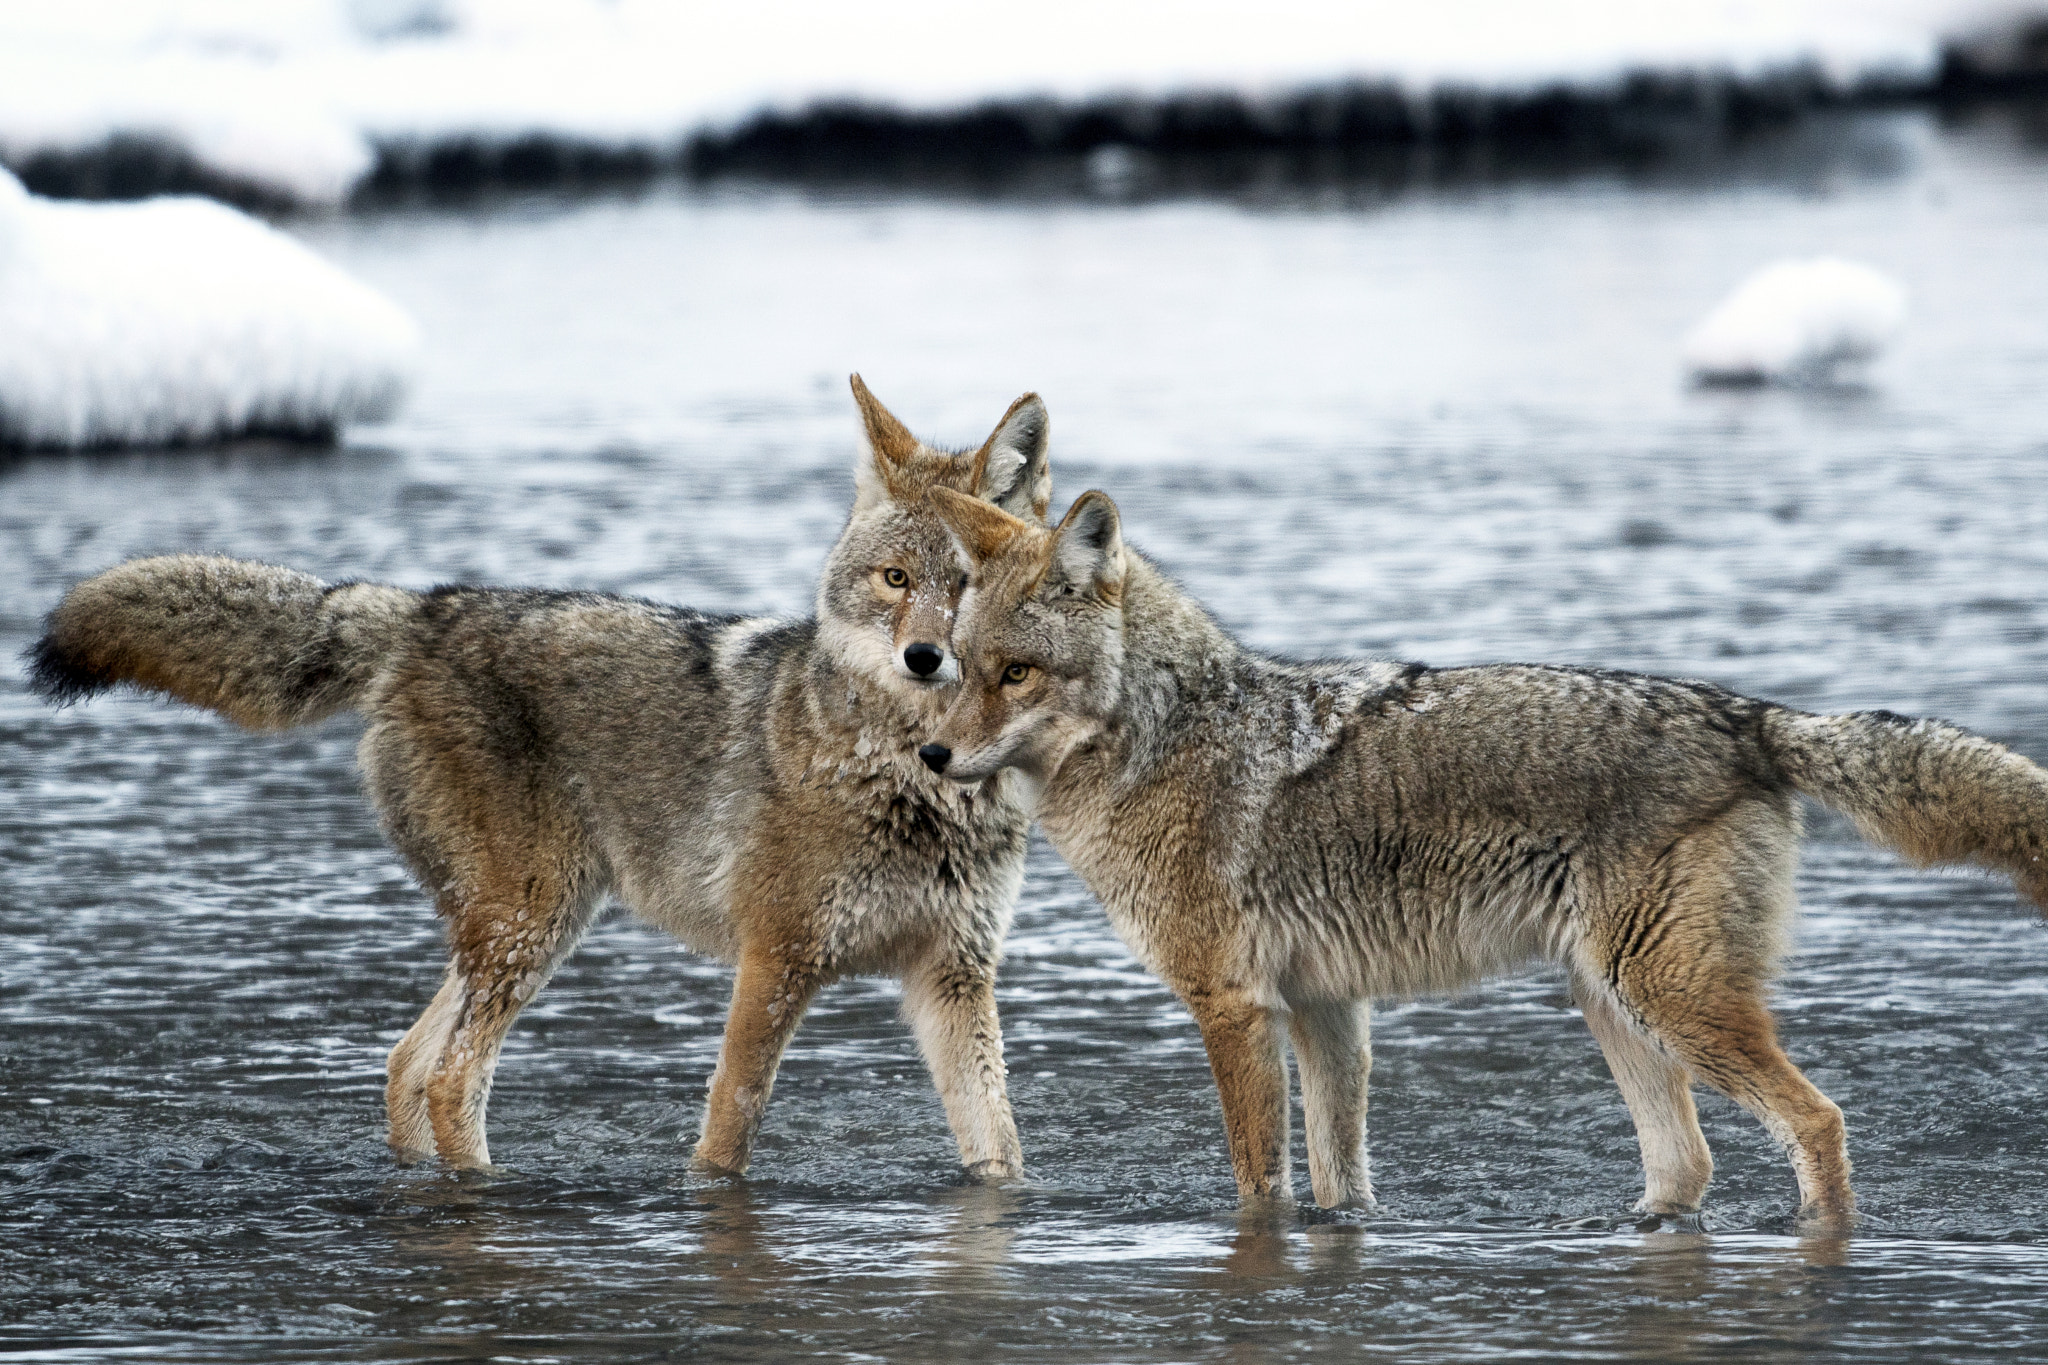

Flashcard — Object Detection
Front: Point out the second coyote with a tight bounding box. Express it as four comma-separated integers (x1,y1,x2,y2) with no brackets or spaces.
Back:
919,485,2048,1223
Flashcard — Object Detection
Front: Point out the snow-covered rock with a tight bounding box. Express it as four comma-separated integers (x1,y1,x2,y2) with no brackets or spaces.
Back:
1,1,2044,207
1681,258,1908,386
0,168,419,448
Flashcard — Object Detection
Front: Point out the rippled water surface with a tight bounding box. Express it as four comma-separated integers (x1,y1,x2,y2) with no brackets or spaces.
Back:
5,109,2048,1361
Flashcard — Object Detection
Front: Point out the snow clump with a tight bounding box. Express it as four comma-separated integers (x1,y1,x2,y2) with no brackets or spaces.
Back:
0,167,420,448
1681,257,1908,385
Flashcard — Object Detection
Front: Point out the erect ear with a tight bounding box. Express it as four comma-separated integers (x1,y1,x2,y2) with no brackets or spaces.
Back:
1049,490,1125,599
929,485,1033,566
968,392,1051,524
850,373,919,508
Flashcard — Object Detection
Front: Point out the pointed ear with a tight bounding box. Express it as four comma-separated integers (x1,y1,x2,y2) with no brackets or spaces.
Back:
929,486,1033,566
1050,490,1125,599
968,392,1051,523
850,373,918,507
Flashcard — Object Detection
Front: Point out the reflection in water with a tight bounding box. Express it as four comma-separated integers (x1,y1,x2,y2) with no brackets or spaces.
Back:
1301,1220,1367,1277
373,1170,573,1339
926,1183,1023,1286
695,1181,785,1301
1609,1232,1835,1360
1222,1205,1300,1281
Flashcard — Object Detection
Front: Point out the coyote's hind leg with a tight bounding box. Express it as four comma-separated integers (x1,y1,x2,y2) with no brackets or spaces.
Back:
387,967,466,1158
1599,808,1852,1223
1629,982,1851,1223
1575,977,1712,1215
361,680,604,1170
419,868,600,1169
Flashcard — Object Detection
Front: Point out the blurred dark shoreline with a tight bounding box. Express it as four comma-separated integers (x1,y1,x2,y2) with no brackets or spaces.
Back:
8,43,2048,212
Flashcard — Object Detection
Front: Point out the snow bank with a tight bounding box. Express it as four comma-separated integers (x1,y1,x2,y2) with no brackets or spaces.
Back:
2,1,2044,207
0,168,420,448
1682,258,1908,385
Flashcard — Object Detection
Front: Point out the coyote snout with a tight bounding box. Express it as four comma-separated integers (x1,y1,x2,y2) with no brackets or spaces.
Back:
921,726,1026,784
904,642,944,677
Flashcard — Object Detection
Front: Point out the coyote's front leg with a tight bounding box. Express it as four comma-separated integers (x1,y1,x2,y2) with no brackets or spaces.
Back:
694,943,827,1175
901,952,1023,1179
1182,983,1291,1203
1288,998,1374,1209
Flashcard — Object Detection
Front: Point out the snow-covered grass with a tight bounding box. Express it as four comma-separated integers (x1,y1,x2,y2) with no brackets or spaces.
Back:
0,167,419,449
1682,258,1908,386
1,1,2043,207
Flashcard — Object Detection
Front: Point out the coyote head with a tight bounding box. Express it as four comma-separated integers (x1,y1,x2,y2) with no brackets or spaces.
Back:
818,376,1051,710
917,487,1129,785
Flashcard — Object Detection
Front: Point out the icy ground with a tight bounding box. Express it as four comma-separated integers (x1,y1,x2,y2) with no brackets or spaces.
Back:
0,168,418,448
1,0,2043,205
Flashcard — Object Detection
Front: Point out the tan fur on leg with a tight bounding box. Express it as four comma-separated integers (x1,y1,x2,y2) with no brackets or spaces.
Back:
1642,989,1853,1222
1183,986,1291,1202
1588,801,1853,1219
694,945,827,1175
424,981,521,1168
422,948,577,1167
420,857,596,1168
1605,935,1852,1219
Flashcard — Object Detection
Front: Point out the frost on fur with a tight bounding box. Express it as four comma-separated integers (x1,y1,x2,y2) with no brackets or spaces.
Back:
0,167,420,449
1681,257,1906,386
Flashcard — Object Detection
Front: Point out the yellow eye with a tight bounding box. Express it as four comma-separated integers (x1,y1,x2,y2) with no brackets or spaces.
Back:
1001,663,1032,685
882,567,908,589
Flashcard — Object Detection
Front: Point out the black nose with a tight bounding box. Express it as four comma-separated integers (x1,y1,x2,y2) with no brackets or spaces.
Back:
918,744,951,774
903,643,944,677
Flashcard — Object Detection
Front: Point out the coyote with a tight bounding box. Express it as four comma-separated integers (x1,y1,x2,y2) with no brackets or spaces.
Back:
28,378,1051,1180
918,486,2048,1223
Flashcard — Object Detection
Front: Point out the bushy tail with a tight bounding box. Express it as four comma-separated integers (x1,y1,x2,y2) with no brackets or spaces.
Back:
1765,707,2048,914
28,555,416,729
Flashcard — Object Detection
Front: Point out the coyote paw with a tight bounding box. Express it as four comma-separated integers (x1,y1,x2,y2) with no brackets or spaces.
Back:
1236,1188,1300,1214
1795,1200,1859,1236
1310,1177,1376,1212
1633,1209,1707,1234
964,1158,1024,1184
385,1140,435,1168
435,1146,497,1174
689,1146,747,1179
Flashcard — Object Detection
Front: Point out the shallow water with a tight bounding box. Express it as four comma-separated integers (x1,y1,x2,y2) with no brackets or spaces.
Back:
4,107,2048,1361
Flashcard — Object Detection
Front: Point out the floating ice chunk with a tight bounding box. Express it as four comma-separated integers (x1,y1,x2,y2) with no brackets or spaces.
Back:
0,167,420,449
1681,257,1907,386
